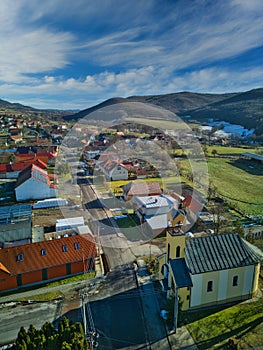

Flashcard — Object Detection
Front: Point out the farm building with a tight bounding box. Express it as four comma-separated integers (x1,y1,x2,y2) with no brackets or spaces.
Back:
15,164,57,201
56,217,85,232
0,204,32,248
0,235,97,292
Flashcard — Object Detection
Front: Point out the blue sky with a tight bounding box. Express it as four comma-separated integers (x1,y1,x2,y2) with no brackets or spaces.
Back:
0,0,263,110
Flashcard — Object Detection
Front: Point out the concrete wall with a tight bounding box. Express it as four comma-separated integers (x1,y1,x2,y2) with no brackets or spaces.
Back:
15,178,57,201
0,220,32,246
190,265,258,309
110,167,128,181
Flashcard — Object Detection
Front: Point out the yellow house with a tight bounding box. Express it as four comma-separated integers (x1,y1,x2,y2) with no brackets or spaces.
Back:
159,228,262,328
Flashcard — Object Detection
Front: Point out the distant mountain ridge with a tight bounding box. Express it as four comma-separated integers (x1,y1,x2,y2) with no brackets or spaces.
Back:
67,88,263,136
1,88,263,136
0,97,73,121
0,98,35,111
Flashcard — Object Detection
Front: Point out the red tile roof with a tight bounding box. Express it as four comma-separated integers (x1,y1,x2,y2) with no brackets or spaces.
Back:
13,159,48,171
0,164,12,173
183,196,203,214
123,181,162,197
16,164,50,187
0,235,97,275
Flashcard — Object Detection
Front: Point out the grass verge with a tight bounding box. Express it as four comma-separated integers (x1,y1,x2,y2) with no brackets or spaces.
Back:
16,290,64,302
186,295,263,349
0,272,96,299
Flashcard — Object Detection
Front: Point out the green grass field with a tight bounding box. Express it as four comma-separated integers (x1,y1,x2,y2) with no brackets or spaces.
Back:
187,293,263,349
207,157,263,215
206,145,263,155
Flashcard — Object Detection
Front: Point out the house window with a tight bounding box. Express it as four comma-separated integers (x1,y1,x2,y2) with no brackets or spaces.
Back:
176,246,180,258
74,242,80,250
207,280,213,292
233,275,238,286
41,249,47,256
62,245,68,252
17,253,24,262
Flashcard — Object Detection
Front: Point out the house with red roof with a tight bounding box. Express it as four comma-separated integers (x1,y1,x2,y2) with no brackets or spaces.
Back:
15,164,57,201
98,160,128,181
0,159,48,179
182,195,204,225
122,181,162,201
15,146,58,165
0,235,97,292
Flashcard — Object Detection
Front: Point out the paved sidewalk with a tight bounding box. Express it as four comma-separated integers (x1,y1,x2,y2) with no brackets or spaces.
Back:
168,327,198,349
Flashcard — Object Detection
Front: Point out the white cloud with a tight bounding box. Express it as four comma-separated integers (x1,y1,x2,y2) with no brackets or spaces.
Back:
0,1,74,83
0,0,263,109
1,64,263,110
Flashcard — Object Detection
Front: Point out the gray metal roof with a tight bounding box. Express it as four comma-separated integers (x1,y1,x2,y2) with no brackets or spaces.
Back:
135,195,176,208
185,233,262,275
169,258,193,288
145,214,168,230
0,204,32,224
242,152,263,161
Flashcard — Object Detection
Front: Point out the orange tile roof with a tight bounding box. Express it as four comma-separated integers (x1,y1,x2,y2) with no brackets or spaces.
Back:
10,135,23,141
0,235,97,275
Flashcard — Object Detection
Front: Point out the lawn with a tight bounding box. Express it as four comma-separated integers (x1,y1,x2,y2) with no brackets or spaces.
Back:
16,290,63,302
176,154,262,215
207,157,263,215
108,176,188,195
206,145,263,155
115,214,144,241
186,294,263,349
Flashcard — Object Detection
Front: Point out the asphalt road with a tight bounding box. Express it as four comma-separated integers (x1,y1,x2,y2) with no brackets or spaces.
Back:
88,266,148,350
0,165,171,349
80,183,137,269
0,300,62,346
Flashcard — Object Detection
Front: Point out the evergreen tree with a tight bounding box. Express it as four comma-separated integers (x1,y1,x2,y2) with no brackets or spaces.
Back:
11,317,89,350
61,341,72,350
42,321,55,339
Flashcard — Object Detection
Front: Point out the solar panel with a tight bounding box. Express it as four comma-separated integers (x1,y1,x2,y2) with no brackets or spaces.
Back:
0,204,32,224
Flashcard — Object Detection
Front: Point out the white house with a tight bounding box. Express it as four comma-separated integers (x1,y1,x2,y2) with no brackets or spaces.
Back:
133,194,177,218
99,160,128,181
134,194,179,236
15,164,57,201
